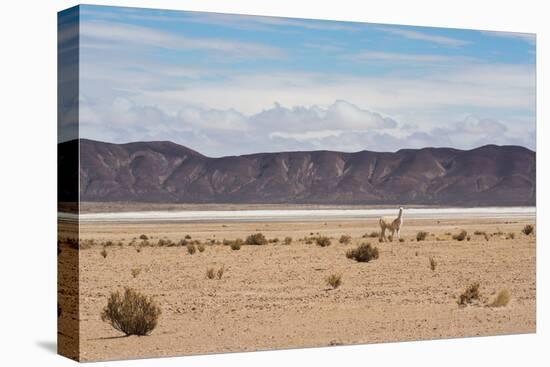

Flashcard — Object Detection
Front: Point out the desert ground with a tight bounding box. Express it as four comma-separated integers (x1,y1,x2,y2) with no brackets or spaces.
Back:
58,213,536,362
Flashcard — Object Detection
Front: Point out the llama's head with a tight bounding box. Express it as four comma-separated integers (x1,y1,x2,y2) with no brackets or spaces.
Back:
398,207,404,215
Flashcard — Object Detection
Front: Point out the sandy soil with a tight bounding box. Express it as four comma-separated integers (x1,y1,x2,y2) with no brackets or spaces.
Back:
60,217,536,361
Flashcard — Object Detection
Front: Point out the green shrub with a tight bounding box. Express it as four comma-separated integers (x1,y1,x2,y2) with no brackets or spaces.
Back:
101,287,161,336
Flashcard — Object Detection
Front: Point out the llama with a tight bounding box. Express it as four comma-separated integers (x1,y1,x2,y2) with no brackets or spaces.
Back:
379,207,404,242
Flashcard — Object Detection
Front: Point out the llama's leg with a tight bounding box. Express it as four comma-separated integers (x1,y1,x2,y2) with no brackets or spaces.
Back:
380,226,386,242
396,228,401,240
390,228,395,242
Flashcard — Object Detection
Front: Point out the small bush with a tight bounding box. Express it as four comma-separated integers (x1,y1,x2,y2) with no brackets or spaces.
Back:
186,243,196,255
522,224,534,236
490,289,511,307
185,234,192,239
346,243,379,263
206,268,215,279
474,230,485,235
283,237,292,245
216,266,225,280
197,243,205,252
416,231,428,241
429,257,437,271
339,235,352,244
100,248,108,258
229,239,243,250
484,233,490,241
507,232,515,240
399,238,405,243
325,274,342,289
139,234,148,240
364,231,380,238
245,233,268,246
453,230,468,241
101,287,161,336
316,236,331,247
458,282,480,306
131,268,141,278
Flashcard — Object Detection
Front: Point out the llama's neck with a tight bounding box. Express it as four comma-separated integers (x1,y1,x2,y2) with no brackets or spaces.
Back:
397,209,403,219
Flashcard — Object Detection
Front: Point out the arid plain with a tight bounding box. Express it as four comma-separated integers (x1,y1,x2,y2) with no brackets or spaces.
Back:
59,213,535,362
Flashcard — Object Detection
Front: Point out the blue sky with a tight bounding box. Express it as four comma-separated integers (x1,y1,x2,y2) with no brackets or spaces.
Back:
74,5,536,156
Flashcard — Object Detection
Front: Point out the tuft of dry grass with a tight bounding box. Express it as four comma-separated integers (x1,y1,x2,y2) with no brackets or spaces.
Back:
429,257,437,272
100,248,108,258
484,233,490,241
245,233,268,246
346,243,379,263
458,282,481,306
522,224,534,236
490,289,511,307
325,274,342,289
197,243,205,252
283,236,292,245
101,287,161,336
139,234,148,240
416,231,428,241
399,238,405,243
216,266,225,280
186,243,196,255
474,230,485,235
316,236,332,247
339,235,352,244
452,230,468,241
507,232,515,240
363,231,380,238
206,268,215,279
131,268,141,278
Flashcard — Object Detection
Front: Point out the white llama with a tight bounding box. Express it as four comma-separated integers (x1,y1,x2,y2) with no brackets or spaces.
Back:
379,207,404,242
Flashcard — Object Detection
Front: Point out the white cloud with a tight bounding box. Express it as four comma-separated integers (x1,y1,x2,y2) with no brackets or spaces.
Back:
80,20,286,59
376,26,470,47
346,51,455,63
481,30,536,45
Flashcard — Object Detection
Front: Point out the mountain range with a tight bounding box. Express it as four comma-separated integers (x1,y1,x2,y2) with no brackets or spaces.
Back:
59,139,536,206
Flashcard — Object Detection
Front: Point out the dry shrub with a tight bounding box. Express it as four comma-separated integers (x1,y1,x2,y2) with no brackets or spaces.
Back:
507,232,515,240
474,230,485,235
429,257,437,271
326,274,342,289
101,287,161,336
364,231,380,238
484,233,490,241
416,231,428,241
339,235,352,244
100,248,108,258
197,243,205,252
245,233,268,246
185,234,192,240
186,243,196,255
316,236,331,247
206,268,215,279
522,224,534,236
399,238,405,243
229,239,243,250
139,234,148,240
458,282,480,306
346,243,379,263
453,230,468,241
283,237,292,245
131,268,141,278
216,266,225,280
490,289,511,307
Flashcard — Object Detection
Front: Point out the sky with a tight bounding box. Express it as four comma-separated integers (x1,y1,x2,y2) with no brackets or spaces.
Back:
73,5,536,157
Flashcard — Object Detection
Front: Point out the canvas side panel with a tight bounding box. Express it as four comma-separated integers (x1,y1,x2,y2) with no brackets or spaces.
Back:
57,5,80,361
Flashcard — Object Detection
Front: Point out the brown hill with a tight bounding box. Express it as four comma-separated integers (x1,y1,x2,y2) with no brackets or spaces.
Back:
60,139,536,206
